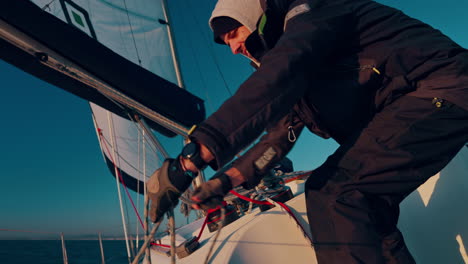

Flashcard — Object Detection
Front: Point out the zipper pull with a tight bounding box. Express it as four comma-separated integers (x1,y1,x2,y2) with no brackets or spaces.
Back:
288,126,297,143
288,112,297,143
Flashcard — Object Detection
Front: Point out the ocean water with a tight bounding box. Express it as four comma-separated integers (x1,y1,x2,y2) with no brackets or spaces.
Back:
0,240,134,264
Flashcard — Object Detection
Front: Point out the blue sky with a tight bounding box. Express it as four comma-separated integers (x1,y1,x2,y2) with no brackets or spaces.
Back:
0,0,467,240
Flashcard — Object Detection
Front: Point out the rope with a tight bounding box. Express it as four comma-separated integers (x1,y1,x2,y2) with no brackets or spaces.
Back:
131,221,163,264
204,207,225,264
98,129,146,230
41,0,56,11
150,204,224,248
229,190,271,205
185,0,234,97
283,171,311,183
230,189,312,243
98,134,147,178
122,0,142,65
168,209,176,264
136,131,141,249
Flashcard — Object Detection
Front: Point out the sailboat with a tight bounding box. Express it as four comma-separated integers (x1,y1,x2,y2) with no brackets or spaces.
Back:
0,0,467,263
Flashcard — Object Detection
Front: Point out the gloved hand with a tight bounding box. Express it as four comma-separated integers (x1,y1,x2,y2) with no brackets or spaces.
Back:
191,173,233,210
147,158,195,223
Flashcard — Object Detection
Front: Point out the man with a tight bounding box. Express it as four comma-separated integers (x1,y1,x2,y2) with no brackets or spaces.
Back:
147,0,468,263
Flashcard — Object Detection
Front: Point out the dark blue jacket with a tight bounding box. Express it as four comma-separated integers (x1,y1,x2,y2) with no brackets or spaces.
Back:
192,0,468,188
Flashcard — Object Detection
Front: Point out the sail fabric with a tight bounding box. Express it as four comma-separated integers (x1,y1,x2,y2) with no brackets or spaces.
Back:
25,0,185,190
92,103,163,194
31,0,178,84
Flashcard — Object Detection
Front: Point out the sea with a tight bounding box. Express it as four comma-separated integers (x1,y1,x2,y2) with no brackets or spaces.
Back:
0,240,137,264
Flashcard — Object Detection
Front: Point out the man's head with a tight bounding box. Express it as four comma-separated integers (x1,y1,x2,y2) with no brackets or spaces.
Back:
209,0,264,58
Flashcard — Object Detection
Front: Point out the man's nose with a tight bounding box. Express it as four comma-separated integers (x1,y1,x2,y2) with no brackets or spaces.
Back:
229,42,242,55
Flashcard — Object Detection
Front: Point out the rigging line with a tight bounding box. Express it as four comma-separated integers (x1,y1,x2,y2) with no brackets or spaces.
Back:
204,207,226,264
123,185,132,231
99,134,152,178
88,102,147,172
124,195,137,258
122,0,142,65
176,9,216,114
98,0,159,23
99,130,146,230
184,0,214,44
136,130,141,249
107,113,133,263
168,210,176,264
42,0,57,11
131,220,163,264
185,0,234,97
124,112,161,156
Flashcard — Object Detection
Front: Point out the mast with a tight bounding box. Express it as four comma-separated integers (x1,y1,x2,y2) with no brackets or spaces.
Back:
160,0,206,187
161,0,185,89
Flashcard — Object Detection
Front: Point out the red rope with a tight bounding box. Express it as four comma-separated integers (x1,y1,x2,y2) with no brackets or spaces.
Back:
228,190,270,205
229,190,312,242
150,242,171,248
98,129,145,230
150,204,226,248
284,171,311,183
150,210,210,248
149,180,313,249
206,210,236,225
196,215,209,241
275,201,311,241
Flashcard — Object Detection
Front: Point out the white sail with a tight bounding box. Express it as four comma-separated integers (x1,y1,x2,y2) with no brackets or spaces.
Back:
30,0,182,189
32,0,177,80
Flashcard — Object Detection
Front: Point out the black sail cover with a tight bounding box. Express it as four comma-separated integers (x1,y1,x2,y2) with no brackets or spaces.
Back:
0,0,205,137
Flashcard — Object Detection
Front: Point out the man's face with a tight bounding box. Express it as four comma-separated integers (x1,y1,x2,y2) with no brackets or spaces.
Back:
221,25,253,59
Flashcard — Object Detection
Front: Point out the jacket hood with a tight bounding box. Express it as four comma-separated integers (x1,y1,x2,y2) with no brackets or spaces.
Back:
209,0,265,42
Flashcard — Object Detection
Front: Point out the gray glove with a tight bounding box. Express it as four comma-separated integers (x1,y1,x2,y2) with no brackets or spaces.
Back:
147,158,194,223
191,173,233,210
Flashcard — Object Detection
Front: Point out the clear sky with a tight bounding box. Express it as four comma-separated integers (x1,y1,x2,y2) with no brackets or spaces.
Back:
0,0,467,240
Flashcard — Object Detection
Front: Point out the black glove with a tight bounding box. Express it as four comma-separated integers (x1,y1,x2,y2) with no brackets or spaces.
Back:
147,158,195,223
191,173,233,210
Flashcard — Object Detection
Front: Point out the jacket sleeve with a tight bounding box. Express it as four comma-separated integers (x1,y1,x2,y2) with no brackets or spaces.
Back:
232,111,305,189
191,4,354,169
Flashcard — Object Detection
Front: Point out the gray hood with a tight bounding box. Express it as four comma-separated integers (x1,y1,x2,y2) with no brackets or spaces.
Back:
209,0,264,34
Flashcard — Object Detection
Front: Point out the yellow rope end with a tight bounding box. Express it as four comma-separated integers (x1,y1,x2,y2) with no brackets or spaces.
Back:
188,125,197,136
372,67,381,75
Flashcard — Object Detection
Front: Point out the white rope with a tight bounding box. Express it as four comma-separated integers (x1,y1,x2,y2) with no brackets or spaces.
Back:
204,207,226,264
136,130,141,249
168,210,176,264
132,221,163,264
107,112,133,262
